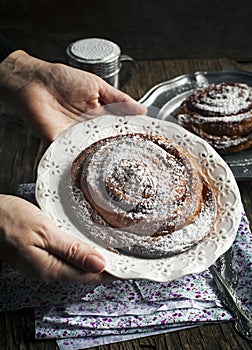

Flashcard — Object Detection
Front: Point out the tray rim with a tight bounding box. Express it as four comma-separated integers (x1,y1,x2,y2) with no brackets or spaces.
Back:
139,69,252,105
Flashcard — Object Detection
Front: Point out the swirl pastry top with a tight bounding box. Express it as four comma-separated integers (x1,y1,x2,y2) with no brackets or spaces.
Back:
71,133,217,258
177,83,252,154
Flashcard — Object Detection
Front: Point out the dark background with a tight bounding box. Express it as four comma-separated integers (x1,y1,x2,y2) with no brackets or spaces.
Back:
1,0,252,63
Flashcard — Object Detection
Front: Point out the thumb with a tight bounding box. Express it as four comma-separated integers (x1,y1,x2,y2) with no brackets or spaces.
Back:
99,81,147,114
41,221,106,273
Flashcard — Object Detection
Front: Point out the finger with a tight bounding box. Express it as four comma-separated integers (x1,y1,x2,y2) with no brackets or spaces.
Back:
39,219,106,274
79,102,147,122
102,101,147,116
27,247,112,283
99,82,147,114
45,258,116,283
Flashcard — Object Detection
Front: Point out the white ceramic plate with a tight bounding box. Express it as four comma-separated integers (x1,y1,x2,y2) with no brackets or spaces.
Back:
35,115,243,282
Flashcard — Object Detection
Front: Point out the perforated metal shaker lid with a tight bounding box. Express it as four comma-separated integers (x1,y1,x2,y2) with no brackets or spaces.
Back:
66,38,121,78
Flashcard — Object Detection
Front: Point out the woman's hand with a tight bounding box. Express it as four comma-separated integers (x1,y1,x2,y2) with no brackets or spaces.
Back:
0,50,146,143
0,194,108,282
0,49,145,281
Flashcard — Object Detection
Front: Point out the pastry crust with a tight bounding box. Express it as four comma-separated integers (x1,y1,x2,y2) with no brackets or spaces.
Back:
177,83,252,154
70,133,217,258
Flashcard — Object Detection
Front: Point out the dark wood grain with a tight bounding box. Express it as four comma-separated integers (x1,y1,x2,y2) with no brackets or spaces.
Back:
1,0,252,61
122,57,238,100
1,57,252,350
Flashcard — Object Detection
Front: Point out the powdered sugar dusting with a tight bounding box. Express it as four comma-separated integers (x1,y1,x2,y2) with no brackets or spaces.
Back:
193,83,252,116
70,184,216,259
70,134,217,258
179,110,252,124
83,137,190,225
177,82,252,154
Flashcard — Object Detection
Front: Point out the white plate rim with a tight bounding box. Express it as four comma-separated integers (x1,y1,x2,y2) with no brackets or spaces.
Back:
35,114,243,282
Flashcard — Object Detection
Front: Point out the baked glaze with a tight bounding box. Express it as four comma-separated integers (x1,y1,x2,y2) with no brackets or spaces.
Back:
177,82,252,154
70,133,217,258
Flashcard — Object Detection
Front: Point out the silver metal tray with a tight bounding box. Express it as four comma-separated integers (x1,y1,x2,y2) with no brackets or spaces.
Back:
139,70,252,180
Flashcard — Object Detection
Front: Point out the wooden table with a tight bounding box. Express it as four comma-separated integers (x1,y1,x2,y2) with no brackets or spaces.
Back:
0,57,252,350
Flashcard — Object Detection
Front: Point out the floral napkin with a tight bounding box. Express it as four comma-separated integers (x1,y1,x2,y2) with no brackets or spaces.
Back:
0,184,251,350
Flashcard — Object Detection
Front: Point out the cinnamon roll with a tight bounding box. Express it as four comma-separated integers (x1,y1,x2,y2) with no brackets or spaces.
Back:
70,133,217,258
177,83,252,154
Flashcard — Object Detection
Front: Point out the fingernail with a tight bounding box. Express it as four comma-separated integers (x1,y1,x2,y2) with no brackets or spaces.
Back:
85,254,106,273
